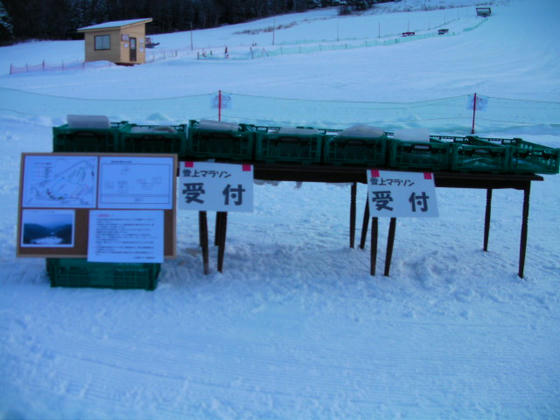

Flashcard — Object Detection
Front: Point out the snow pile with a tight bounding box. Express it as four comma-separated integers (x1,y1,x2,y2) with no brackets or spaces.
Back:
393,127,431,141
339,124,386,138
67,114,110,129
197,120,240,132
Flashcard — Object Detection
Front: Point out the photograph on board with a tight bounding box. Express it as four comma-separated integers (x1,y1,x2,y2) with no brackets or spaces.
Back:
21,209,75,247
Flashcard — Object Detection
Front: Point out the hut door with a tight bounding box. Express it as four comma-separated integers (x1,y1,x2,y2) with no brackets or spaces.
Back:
130,37,137,61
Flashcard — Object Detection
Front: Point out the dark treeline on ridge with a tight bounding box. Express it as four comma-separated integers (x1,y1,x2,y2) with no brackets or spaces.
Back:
0,0,395,44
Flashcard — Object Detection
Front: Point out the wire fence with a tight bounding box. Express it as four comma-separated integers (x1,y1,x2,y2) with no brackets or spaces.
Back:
6,17,487,75
9,59,114,75
7,49,183,76
145,16,483,63
0,87,558,134
145,48,182,63
198,17,488,62
220,93,560,133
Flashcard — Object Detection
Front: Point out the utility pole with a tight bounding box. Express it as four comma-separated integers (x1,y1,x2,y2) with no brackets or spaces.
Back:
190,22,193,50
337,20,340,42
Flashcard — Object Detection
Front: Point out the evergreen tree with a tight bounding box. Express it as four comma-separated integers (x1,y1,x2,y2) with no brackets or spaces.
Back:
0,0,391,42
0,0,14,43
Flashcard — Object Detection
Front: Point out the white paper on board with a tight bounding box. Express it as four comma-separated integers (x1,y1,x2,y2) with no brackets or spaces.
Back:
98,156,174,209
22,155,98,208
87,210,164,263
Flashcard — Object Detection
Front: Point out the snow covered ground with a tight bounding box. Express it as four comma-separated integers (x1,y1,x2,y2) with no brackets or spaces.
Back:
1,0,559,418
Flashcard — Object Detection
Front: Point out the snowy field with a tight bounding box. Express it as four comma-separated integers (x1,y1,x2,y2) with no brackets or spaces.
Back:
1,0,560,418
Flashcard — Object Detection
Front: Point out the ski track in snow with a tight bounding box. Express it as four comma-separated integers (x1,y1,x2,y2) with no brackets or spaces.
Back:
1,0,560,418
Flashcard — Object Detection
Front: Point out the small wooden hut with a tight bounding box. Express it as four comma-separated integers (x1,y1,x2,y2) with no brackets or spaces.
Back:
77,18,153,65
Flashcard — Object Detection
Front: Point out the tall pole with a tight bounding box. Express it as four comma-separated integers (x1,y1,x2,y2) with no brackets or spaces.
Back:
337,20,340,42
272,18,276,46
190,23,193,51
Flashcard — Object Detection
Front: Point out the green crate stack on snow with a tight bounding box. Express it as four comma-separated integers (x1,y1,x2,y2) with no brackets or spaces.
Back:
119,123,188,157
255,126,324,164
323,125,389,167
387,128,452,171
186,120,256,162
443,135,511,173
52,115,128,153
476,136,560,174
46,259,160,291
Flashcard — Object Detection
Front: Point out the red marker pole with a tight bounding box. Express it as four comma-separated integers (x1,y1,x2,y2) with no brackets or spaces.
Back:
471,92,477,134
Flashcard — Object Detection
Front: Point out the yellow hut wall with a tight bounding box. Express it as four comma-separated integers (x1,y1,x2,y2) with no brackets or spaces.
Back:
121,24,147,64
84,28,122,63
83,23,147,64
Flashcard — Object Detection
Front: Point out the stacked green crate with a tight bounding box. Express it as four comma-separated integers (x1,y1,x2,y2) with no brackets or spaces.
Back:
479,137,559,174
323,125,388,167
52,121,128,152
255,126,323,164
120,124,188,158
388,137,451,171
187,120,255,162
446,136,510,173
47,259,161,291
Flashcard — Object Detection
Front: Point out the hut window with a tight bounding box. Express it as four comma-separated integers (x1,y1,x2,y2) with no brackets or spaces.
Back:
94,35,111,50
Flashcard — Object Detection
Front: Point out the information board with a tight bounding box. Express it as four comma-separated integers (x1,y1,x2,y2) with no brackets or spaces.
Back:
17,153,177,260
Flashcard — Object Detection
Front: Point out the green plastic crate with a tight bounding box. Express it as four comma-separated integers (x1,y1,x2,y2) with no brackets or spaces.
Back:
388,138,451,171
52,121,127,153
187,120,255,162
120,124,187,157
323,130,388,167
450,142,510,173
46,258,161,290
255,126,323,164
478,137,559,174
432,136,510,173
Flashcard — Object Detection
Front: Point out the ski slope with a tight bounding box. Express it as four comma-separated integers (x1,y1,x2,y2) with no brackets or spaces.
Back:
1,0,559,418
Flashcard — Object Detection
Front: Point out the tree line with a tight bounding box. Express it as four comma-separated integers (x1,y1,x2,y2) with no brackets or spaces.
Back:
0,0,392,44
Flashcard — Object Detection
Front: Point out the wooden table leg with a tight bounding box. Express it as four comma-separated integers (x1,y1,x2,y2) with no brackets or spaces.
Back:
214,212,221,246
350,182,357,248
519,183,531,278
370,217,378,276
217,212,228,273
199,211,210,275
360,199,370,250
384,217,397,277
484,188,492,251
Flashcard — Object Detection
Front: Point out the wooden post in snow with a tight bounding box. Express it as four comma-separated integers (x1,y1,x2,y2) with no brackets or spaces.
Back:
471,92,477,134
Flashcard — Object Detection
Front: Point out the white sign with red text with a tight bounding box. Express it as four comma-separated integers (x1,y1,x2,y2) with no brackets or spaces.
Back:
366,170,438,217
